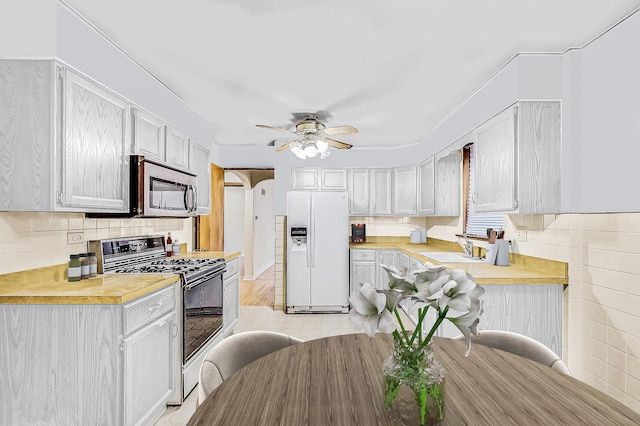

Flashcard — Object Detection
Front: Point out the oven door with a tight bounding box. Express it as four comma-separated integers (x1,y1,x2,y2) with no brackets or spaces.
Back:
140,160,197,217
182,270,224,362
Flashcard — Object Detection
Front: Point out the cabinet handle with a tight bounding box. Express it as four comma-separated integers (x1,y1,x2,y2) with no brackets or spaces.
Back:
147,301,162,314
172,323,179,337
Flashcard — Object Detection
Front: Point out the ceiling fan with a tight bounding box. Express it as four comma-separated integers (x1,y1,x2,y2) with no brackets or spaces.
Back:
256,114,357,159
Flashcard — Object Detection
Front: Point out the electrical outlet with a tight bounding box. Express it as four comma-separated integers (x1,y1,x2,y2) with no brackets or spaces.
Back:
516,226,527,242
67,231,84,245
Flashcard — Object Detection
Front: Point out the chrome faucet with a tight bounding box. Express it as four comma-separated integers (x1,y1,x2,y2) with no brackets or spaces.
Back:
458,235,474,257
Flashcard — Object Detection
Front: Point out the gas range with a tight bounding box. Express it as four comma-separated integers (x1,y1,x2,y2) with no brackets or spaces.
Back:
88,235,226,285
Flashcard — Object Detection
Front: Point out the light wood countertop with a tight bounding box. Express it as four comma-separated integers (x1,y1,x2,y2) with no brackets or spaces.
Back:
350,240,568,285
0,251,241,305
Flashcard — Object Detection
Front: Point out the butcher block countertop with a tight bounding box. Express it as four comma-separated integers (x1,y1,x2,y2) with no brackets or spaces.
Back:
350,237,567,285
0,251,241,305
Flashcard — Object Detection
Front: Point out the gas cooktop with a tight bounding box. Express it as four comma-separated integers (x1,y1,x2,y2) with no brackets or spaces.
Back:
88,236,226,282
112,258,225,275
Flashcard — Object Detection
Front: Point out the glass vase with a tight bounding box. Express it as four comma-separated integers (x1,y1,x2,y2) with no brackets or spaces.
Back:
382,336,446,425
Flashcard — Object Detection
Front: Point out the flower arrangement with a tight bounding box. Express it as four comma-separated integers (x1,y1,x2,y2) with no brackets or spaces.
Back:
348,262,485,425
349,262,485,354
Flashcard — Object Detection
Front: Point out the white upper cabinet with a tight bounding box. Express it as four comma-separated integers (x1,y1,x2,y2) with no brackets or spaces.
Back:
474,101,561,214
434,150,461,216
370,168,393,215
418,158,435,215
165,125,190,170
393,166,417,215
0,60,130,213
132,107,165,161
291,168,319,190
320,169,348,190
474,104,517,212
189,139,211,215
348,169,370,215
290,168,347,191
62,69,131,211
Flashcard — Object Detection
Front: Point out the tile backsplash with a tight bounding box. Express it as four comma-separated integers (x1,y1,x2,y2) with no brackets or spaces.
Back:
0,212,193,274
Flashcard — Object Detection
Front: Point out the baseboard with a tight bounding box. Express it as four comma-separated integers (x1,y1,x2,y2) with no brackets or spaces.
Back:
244,260,274,281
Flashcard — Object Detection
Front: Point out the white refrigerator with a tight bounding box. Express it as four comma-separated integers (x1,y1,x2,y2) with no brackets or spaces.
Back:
286,191,350,313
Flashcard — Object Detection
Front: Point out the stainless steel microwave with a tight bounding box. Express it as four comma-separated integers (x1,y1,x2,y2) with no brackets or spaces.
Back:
131,155,198,217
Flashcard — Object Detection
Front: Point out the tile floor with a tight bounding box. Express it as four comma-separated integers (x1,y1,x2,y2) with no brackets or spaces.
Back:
154,305,369,425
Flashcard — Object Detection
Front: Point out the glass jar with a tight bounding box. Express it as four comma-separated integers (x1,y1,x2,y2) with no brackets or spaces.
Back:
88,252,98,278
68,254,81,282
383,337,446,425
80,253,90,280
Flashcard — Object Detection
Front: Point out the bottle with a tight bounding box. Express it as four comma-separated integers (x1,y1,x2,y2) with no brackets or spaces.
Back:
80,253,90,280
166,232,173,257
68,254,81,282
88,252,98,278
173,239,181,257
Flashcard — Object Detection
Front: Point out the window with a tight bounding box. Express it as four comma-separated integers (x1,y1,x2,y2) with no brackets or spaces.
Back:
463,143,504,238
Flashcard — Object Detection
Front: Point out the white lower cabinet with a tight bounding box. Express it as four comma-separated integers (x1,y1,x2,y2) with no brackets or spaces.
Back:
349,249,376,293
0,281,178,426
123,312,174,426
377,250,397,289
223,258,240,336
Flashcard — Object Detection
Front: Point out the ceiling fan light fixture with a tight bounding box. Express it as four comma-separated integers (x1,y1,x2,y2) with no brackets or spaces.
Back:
303,141,318,158
316,139,329,153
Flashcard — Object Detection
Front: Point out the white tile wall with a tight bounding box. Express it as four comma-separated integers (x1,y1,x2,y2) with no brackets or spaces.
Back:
274,216,286,310
348,216,429,237
0,212,193,274
424,212,640,414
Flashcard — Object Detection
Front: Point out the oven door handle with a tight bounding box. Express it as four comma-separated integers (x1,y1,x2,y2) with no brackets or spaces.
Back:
183,269,226,290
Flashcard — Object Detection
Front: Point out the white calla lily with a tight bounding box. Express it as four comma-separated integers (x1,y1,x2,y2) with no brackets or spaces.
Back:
349,283,395,337
348,260,485,357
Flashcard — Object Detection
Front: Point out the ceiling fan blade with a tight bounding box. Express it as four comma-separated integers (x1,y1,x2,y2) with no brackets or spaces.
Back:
322,125,358,136
323,138,353,150
275,142,292,152
256,124,292,133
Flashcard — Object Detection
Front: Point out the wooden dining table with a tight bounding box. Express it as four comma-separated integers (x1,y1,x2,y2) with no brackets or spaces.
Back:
188,333,640,425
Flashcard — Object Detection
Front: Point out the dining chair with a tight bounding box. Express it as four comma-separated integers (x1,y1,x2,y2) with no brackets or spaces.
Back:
455,330,571,375
197,331,304,404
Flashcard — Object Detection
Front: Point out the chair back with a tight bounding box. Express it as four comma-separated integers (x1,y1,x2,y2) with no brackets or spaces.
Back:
198,331,303,403
457,330,571,375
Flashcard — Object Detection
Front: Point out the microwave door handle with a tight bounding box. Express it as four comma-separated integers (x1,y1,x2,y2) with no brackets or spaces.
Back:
192,186,198,212
185,185,196,212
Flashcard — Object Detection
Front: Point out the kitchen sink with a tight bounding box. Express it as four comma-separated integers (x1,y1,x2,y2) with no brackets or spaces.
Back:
416,251,485,263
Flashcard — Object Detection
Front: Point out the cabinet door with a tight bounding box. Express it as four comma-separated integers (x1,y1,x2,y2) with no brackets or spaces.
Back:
377,250,397,290
165,125,190,170
370,169,393,215
350,250,377,293
189,140,211,214
132,108,165,161
223,273,239,336
62,69,130,211
123,312,174,426
434,151,461,216
320,168,348,190
348,169,370,215
517,101,561,214
418,158,435,215
350,261,376,293
474,105,517,212
393,166,417,215
291,168,318,190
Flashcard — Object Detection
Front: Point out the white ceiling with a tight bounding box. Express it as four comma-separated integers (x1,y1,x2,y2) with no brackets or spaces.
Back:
63,0,640,150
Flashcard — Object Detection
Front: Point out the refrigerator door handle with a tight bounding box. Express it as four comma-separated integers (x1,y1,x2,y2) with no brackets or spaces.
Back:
310,197,315,267
306,198,312,267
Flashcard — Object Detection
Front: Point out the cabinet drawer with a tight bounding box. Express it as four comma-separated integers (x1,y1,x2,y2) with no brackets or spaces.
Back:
225,258,239,277
351,249,375,261
123,284,176,336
